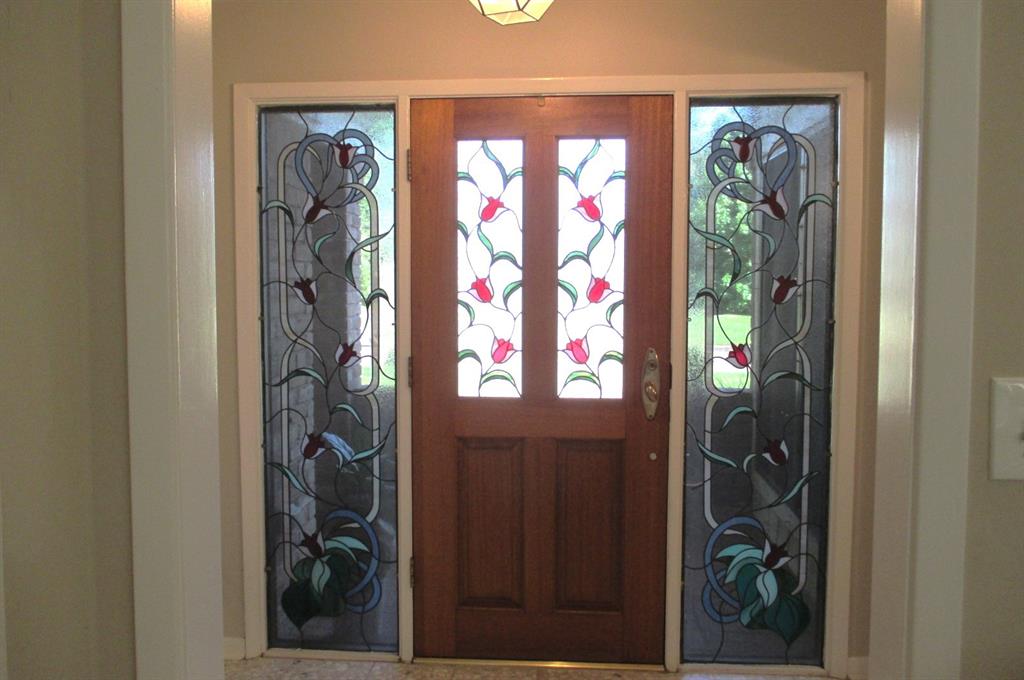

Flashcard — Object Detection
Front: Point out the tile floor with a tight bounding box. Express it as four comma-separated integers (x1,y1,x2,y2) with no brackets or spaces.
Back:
225,658,828,680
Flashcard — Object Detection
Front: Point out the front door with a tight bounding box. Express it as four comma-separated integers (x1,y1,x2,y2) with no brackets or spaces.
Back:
411,95,672,663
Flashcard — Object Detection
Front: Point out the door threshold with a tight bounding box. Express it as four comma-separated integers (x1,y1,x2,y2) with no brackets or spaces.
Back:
414,657,665,672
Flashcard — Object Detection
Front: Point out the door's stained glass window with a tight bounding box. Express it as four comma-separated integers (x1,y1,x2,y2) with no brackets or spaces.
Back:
556,138,626,399
684,99,837,665
457,140,524,398
260,107,397,652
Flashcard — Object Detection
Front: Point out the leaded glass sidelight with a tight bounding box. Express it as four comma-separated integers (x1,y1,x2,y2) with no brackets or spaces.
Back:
260,107,397,652
457,140,524,397
683,99,838,664
556,138,626,399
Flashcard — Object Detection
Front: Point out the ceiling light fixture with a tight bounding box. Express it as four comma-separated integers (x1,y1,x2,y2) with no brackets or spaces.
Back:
469,0,554,25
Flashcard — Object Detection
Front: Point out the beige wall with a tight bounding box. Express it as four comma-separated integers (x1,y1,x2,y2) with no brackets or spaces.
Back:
961,0,1024,676
212,0,886,655
0,1,135,678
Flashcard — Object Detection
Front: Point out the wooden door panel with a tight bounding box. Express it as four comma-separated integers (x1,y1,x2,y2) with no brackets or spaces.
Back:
555,440,623,612
457,438,525,608
413,95,672,663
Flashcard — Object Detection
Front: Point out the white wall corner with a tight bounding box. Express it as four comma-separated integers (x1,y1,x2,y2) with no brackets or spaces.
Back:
122,0,224,678
908,0,981,677
869,0,924,676
223,637,246,662
846,656,869,680
0,479,7,680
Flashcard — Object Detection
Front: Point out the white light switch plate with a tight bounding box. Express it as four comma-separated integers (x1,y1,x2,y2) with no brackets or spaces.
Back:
991,378,1024,480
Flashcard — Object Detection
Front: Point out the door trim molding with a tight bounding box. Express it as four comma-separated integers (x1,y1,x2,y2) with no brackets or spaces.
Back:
231,73,864,673
122,0,224,678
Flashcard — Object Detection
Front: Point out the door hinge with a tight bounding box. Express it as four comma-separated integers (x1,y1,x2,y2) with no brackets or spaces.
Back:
407,355,414,389
409,556,416,590
406,148,412,182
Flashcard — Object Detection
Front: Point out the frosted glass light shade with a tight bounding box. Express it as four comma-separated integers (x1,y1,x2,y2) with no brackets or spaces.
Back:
469,0,554,25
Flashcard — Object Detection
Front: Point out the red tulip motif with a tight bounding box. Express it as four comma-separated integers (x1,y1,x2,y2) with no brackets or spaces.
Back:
762,439,789,466
480,197,504,222
300,530,325,559
771,275,798,304
565,337,589,364
756,188,788,220
469,277,493,303
292,278,317,305
726,343,751,369
303,195,329,223
730,135,755,163
335,342,358,367
491,338,514,364
576,195,602,221
302,432,326,459
587,277,611,303
335,142,355,168
762,540,792,570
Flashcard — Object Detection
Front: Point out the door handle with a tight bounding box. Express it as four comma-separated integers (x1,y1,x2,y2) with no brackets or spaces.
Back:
641,347,660,421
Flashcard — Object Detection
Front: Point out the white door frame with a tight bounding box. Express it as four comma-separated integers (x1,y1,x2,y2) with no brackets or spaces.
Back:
231,73,863,676
122,1,224,679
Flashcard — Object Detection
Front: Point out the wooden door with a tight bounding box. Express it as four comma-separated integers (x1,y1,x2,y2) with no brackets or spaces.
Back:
411,96,672,663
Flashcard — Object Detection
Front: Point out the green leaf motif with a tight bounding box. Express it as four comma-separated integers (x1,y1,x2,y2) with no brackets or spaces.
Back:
492,250,522,268
731,561,810,643
481,141,509,187
612,220,625,237
586,225,605,255
755,570,779,608
271,367,326,387
605,299,624,324
281,579,318,630
351,438,388,463
797,193,833,224
689,287,720,309
457,299,476,325
691,224,742,285
457,220,469,239
573,141,601,184
344,228,393,284
311,558,331,598
502,280,522,307
480,370,518,388
562,370,600,392
759,471,819,509
762,370,819,391
313,232,336,257
329,403,365,426
364,288,390,307
291,557,314,583
724,548,764,584
599,351,624,365
604,170,626,185
715,542,760,561
262,199,294,223
762,593,811,645
719,405,756,431
557,166,576,183
458,349,481,363
694,440,738,469
456,171,476,186
267,462,313,496
558,280,578,308
477,229,494,255
559,250,589,268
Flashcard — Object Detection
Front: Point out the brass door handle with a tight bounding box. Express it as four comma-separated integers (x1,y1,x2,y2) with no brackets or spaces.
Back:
641,347,660,421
